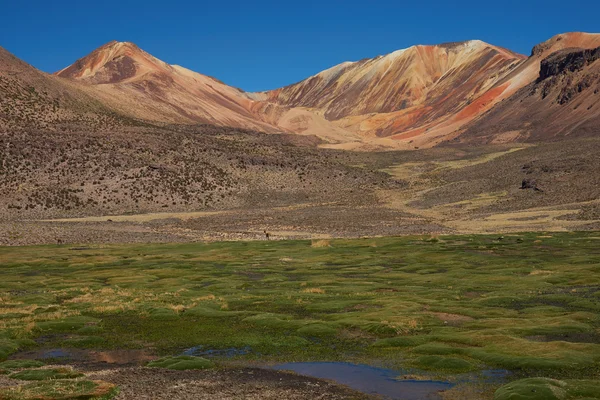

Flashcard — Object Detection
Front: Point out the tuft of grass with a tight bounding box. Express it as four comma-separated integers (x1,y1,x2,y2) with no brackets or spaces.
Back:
0,380,118,400
147,355,215,370
9,367,84,381
0,360,45,370
0,340,21,360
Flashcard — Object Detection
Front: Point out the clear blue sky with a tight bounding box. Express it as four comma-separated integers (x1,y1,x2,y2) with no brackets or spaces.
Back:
2,0,598,92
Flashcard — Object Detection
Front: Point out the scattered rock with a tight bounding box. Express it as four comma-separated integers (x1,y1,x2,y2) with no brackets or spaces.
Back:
520,179,543,192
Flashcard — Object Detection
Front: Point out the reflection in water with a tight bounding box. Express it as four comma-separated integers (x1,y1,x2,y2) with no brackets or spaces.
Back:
13,348,153,365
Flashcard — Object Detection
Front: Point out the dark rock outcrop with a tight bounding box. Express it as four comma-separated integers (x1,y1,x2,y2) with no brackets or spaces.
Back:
521,179,543,192
539,46,600,80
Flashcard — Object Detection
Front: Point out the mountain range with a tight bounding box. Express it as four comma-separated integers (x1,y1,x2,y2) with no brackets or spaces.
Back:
1,31,600,241
1,32,600,150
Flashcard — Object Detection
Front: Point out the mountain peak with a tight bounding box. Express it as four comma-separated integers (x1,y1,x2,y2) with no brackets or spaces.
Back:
98,40,142,53
531,32,600,57
55,40,163,84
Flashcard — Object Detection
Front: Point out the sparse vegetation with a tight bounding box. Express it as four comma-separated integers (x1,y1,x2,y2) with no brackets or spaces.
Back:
0,124,387,224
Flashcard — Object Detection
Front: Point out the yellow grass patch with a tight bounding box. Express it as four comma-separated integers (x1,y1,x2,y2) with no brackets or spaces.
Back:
0,304,38,314
381,318,422,335
302,288,326,294
92,305,127,313
529,269,555,276
168,304,186,314
193,294,217,301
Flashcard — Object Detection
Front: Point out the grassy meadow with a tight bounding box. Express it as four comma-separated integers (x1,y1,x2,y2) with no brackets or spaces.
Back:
1,232,600,397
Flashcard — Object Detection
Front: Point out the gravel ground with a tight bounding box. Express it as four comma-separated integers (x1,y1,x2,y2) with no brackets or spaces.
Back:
85,367,375,400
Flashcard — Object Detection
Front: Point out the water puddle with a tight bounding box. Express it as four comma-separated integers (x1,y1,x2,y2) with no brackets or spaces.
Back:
13,348,153,365
478,369,511,383
88,349,155,364
36,349,73,359
271,362,453,400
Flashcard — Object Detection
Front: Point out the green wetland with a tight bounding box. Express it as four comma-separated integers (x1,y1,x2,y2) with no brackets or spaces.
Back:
1,232,600,399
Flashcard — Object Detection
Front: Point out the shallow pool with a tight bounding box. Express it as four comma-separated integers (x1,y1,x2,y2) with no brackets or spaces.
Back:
271,362,453,400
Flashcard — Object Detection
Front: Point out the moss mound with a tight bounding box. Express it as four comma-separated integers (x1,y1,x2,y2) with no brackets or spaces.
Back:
495,378,567,400
372,336,429,348
147,308,179,321
187,306,243,318
0,360,45,370
296,323,337,337
494,378,600,400
412,343,463,355
414,355,475,372
9,367,84,381
0,379,118,400
147,355,215,370
0,340,21,360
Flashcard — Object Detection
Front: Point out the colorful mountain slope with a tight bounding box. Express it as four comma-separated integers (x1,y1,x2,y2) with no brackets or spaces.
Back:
56,41,278,132
4,31,594,148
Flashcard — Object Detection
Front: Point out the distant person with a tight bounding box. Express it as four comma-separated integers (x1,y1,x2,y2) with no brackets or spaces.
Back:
264,230,270,240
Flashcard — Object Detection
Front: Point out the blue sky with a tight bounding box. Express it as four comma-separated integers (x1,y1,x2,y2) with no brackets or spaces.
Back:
1,0,598,92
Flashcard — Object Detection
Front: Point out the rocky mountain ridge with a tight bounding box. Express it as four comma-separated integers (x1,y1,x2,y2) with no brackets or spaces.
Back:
2,32,599,148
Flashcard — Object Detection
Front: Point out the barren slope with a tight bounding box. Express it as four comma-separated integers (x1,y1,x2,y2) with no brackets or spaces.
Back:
49,34,600,148
0,122,398,222
56,41,278,132
458,43,600,143
0,46,137,132
387,33,600,146
255,41,525,147
52,40,529,147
